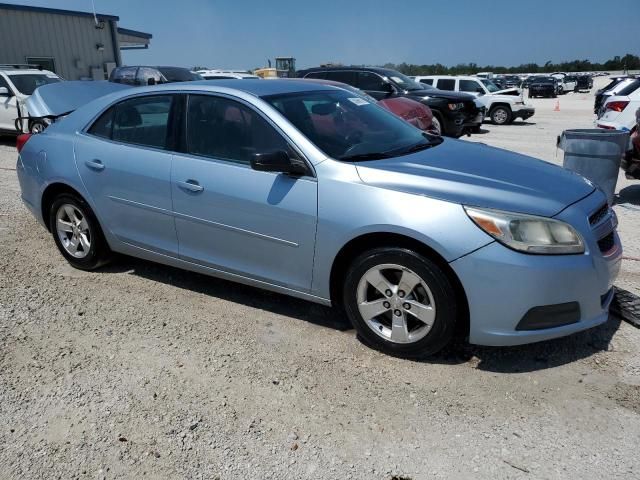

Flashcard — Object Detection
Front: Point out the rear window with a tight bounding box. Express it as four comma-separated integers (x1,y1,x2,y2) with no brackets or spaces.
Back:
8,74,60,95
110,66,138,84
157,67,201,82
436,79,455,91
618,79,640,96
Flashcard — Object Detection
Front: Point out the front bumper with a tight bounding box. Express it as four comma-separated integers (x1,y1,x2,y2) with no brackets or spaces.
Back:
450,193,621,346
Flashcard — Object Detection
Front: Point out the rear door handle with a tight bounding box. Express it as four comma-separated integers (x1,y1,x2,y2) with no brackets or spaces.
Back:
85,159,105,171
177,179,204,193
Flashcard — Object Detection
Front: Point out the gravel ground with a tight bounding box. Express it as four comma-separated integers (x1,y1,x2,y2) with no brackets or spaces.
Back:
1,76,639,480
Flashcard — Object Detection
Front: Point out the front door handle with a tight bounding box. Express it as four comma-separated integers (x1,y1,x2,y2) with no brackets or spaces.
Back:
177,179,204,193
85,159,105,171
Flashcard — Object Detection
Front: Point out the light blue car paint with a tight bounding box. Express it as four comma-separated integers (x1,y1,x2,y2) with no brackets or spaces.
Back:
17,79,622,347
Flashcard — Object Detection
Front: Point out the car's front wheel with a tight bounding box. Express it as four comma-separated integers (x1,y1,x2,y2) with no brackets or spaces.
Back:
490,106,512,125
430,114,442,135
49,193,111,270
343,248,458,358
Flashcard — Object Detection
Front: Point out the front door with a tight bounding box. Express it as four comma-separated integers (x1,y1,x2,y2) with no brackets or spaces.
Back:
75,94,179,256
0,76,18,131
171,94,318,292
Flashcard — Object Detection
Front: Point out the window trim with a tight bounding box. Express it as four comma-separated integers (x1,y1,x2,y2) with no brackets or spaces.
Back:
180,92,315,178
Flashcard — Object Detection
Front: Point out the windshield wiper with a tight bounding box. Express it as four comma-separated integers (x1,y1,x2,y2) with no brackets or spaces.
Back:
339,152,393,162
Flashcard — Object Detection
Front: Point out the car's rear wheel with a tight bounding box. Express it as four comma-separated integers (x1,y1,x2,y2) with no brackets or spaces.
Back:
430,114,442,135
490,106,512,125
49,193,111,270
343,248,458,358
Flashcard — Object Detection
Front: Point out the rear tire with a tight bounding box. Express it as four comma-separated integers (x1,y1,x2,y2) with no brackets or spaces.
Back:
343,248,458,359
49,193,112,270
430,114,443,136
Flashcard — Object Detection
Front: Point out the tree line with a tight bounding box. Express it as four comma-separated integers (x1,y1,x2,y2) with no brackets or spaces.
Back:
381,54,640,76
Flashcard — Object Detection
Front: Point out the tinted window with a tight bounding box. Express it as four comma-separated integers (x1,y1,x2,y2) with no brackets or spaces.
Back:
418,78,433,86
357,72,386,91
323,71,357,86
304,71,327,80
203,76,235,80
110,66,138,84
112,95,173,149
8,74,60,95
186,95,290,165
437,79,455,91
88,108,115,139
459,79,481,93
157,67,201,82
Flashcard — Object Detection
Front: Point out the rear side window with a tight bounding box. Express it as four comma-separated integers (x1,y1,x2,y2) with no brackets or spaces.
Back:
418,78,433,86
111,95,173,149
323,71,357,86
186,95,290,165
437,79,455,91
357,72,386,91
618,79,640,96
88,108,114,139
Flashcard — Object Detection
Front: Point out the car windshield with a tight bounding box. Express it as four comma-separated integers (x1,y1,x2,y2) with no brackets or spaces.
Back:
8,74,61,95
480,79,501,92
382,71,425,92
263,89,442,161
157,67,202,82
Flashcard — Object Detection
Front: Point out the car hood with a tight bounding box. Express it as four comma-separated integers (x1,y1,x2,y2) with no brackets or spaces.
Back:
355,139,595,217
405,89,475,102
25,81,131,118
493,87,521,96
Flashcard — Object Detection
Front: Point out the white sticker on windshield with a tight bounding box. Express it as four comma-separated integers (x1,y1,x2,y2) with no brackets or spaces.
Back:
347,97,369,106
391,77,404,84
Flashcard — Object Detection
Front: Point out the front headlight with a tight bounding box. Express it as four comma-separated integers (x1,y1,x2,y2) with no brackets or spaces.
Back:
464,206,585,254
447,102,464,111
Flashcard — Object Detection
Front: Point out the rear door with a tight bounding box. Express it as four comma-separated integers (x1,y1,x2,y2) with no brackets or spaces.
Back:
171,93,318,292
75,93,179,255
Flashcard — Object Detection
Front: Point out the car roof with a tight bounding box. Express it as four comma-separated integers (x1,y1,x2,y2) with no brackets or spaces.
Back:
134,79,338,97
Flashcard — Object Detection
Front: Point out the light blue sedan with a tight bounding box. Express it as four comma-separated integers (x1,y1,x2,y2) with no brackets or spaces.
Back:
16,80,622,358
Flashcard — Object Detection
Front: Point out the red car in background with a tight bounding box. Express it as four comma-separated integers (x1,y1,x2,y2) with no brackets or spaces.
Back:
290,78,436,134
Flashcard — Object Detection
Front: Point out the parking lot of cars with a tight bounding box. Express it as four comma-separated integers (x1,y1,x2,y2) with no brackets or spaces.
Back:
1,72,639,479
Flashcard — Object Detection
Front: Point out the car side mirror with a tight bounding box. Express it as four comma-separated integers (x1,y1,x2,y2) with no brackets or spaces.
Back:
250,150,307,176
0,87,12,97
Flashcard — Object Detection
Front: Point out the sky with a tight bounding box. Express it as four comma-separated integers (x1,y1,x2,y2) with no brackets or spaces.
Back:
4,0,639,70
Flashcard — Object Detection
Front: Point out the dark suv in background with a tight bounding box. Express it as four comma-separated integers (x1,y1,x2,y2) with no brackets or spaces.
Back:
297,66,482,137
109,66,202,86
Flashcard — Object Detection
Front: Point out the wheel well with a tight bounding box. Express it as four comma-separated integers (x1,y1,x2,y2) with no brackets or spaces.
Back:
40,183,84,231
329,232,470,338
489,103,511,113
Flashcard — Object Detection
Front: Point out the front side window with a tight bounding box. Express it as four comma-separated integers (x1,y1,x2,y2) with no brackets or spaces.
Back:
264,89,441,162
8,74,60,95
111,95,173,149
418,78,433,86
437,79,455,91
459,79,482,93
186,95,290,164
357,72,386,91
480,79,500,92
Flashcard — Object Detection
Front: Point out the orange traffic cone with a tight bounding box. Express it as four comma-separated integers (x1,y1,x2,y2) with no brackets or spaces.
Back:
554,100,560,112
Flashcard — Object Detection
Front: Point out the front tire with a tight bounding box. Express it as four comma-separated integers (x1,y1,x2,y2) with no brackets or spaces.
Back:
343,248,458,358
49,193,111,270
430,114,443,136
490,106,512,125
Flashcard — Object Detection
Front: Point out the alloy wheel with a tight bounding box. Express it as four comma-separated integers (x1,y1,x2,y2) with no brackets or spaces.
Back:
55,204,91,258
356,264,436,344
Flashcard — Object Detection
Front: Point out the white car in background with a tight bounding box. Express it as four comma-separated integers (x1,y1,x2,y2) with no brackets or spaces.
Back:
597,78,640,131
195,69,260,80
551,73,577,94
415,75,534,125
0,65,62,134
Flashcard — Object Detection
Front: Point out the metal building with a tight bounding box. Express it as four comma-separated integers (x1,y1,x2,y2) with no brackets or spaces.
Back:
0,3,152,80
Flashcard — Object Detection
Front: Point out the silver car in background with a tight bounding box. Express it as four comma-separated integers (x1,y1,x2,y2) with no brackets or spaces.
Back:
16,80,621,358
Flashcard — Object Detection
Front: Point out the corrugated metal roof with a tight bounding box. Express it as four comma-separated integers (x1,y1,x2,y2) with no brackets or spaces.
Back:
0,2,119,21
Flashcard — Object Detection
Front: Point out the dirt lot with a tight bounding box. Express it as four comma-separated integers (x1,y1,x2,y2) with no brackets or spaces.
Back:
1,76,639,480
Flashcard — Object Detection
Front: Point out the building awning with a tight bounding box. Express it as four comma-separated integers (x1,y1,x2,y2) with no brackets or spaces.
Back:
117,28,152,50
